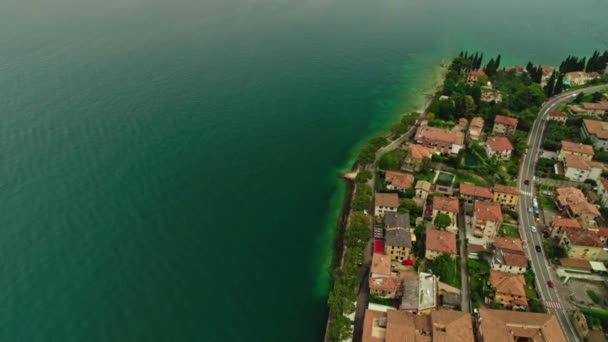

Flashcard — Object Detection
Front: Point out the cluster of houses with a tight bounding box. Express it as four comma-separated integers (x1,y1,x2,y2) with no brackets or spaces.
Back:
357,64,608,341
411,113,518,163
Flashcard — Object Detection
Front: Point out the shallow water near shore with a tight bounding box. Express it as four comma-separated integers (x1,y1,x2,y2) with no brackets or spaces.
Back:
0,0,607,340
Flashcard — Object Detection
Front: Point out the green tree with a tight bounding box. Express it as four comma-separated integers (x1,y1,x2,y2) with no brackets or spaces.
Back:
554,73,565,95
431,253,459,287
420,157,433,174
328,314,353,342
592,92,603,102
355,170,372,184
544,70,556,97
574,92,585,104
434,213,452,229
464,95,476,113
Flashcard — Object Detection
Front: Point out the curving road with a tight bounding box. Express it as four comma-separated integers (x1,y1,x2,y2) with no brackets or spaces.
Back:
517,83,608,342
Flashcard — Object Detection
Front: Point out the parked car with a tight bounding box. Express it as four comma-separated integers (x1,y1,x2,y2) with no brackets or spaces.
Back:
528,207,533,213
547,280,555,288
535,245,542,252
531,226,537,233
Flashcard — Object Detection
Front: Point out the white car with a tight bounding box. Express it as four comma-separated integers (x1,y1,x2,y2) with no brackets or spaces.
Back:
531,226,537,233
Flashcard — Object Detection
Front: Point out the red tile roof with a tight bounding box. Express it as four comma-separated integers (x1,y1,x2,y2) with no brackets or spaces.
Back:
489,271,527,298
371,253,392,276
407,143,434,160
470,117,484,128
495,237,524,253
375,193,400,208
433,196,460,214
385,171,414,189
415,126,465,146
566,230,603,247
494,115,518,127
504,253,528,268
561,140,594,156
487,136,514,152
459,183,493,199
468,243,486,252
552,217,581,229
560,258,592,270
469,69,487,78
493,184,519,195
597,228,608,238
474,200,503,223
583,119,608,140
426,227,457,255
549,111,567,118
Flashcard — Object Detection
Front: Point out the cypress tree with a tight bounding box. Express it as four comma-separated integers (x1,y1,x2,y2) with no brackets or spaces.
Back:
554,73,565,95
526,61,534,73
544,71,556,97
477,53,484,69
495,54,502,70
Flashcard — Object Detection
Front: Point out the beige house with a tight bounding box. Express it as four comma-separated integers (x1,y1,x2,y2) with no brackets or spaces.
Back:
558,140,594,161
425,227,457,260
384,171,414,192
547,111,568,123
550,217,582,239
492,115,518,135
468,117,484,141
414,180,432,207
485,136,514,161
563,154,604,182
493,184,520,207
432,196,460,233
374,193,399,217
488,271,528,310
555,187,600,231
472,200,503,243
491,237,527,274
582,119,608,151
476,309,567,342
597,178,608,207
569,102,608,116
369,253,401,298
564,71,601,86
404,143,434,171
559,230,608,261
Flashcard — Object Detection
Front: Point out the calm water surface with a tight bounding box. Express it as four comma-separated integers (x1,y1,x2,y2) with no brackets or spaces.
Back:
0,0,606,340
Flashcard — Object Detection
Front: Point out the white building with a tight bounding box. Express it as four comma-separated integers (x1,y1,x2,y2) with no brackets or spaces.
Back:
563,154,604,182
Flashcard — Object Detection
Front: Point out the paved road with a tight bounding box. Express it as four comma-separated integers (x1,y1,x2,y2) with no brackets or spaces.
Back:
457,213,471,312
517,84,608,342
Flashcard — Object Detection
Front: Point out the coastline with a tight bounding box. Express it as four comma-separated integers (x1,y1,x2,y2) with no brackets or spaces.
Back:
323,61,447,341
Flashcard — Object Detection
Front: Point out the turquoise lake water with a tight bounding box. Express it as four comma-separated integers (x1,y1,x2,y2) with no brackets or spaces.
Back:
0,0,607,340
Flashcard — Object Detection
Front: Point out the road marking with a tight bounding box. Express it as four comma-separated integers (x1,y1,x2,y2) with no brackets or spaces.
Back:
545,300,563,310
520,191,533,197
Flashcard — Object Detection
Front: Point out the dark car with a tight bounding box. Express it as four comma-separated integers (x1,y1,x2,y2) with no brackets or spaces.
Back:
547,280,555,288
535,245,542,252
524,179,530,185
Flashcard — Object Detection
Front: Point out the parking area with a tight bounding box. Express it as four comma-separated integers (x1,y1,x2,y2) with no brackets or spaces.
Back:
564,279,608,308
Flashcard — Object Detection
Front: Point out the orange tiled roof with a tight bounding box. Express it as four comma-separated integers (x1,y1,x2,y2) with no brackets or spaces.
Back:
474,200,503,223
495,237,524,253
459,183,493,199
375,193,400,208
561,140,594,156
564,154,604,171
549,111,567,118
493,184,519,195
385,171,414,189
407,143,435,161
552,217,581,229
583,119,608,140
478,309,567,342
433,196,459,214
371,253,392,276
504,253,528,268
559,258,592,270
487,136,514,152
470,117,484,129
489,271,527,298
415,126,465,146
566,230,603,247
425,227,457,255
494,115,518,127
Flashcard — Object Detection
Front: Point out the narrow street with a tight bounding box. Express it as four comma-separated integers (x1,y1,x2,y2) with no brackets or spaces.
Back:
458,213,471,312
